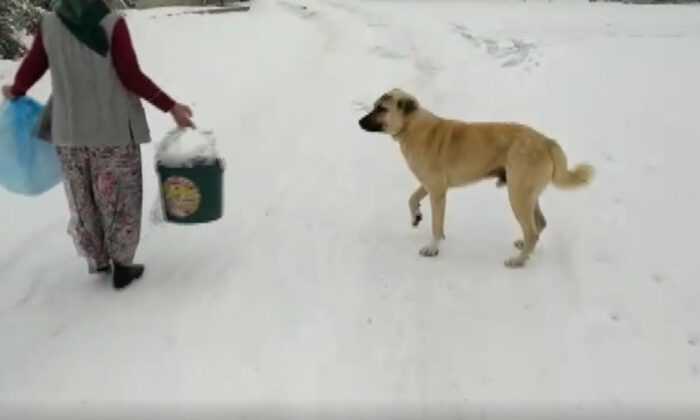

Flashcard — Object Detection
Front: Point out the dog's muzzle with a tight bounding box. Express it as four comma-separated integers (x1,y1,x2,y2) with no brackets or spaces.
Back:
358,114,383,132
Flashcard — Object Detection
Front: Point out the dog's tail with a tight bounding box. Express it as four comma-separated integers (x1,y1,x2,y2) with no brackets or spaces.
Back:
546,139,594,189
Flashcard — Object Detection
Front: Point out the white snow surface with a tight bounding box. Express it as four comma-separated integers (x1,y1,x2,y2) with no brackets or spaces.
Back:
1,0,700,418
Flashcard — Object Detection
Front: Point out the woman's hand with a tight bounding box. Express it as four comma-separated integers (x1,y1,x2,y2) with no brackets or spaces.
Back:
170,103,195,128
2,86,17,101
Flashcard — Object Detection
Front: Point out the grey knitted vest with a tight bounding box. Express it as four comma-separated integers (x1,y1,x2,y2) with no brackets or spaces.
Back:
40,12,151,147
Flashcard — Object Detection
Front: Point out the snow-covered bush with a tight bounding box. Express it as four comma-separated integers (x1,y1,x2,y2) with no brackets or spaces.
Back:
0,0,50,60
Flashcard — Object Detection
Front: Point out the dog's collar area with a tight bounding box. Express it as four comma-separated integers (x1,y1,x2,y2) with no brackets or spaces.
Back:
394,119,416,140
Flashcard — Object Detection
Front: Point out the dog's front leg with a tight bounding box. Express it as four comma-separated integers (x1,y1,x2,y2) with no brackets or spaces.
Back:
419,189,446,257
409,185,428,227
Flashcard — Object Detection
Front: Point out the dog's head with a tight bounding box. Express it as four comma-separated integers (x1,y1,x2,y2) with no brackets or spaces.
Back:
358,89,420,136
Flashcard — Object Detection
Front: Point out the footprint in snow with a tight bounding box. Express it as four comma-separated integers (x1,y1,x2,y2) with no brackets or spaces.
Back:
646,162,660,174
367,21,387,29
370,46,409,60
450,23,538,69
449,23,480,47
277,0,317,19
651,273,667,284
351,100,370,112
595,254,612,265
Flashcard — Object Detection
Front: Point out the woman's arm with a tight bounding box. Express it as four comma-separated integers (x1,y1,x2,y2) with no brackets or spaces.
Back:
8,27,49,97
111,18,176,112
3,18,193,128
111,18,193,127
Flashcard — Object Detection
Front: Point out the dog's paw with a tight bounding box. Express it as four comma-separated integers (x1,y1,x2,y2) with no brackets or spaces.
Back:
412,212,423,227
504,256,526,268
513,239,524,250
419,244,440,257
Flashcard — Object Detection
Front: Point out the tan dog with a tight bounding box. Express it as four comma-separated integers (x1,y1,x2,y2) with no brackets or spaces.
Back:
358,89,594,268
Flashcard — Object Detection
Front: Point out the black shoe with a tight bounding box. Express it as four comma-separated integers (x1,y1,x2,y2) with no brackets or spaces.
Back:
113,263,145,290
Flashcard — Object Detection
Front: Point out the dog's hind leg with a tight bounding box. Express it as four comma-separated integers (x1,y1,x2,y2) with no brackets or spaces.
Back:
514,201,547,249
419,189,447,257
409,185,428,227
505,188,540,268
487,167,507,188
534,201,547,233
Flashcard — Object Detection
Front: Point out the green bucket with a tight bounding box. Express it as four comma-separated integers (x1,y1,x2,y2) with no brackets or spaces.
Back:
156,157,225,225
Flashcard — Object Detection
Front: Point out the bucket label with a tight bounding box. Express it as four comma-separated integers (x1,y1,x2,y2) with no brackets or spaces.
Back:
163,176,201,218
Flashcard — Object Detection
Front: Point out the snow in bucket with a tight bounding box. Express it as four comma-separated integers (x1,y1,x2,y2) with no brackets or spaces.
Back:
155,127,220,168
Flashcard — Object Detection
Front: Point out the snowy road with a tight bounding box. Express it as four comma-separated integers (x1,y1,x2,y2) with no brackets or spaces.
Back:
1,0,700,418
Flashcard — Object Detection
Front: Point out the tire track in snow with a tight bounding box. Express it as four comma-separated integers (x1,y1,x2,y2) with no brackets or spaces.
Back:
314,0,400,64
279,1,439,397
209,0,342,245
276,0,340,54
317,0,387,29
449,22,541,72
314,3,444,400
0,240,69,315
0,221,62,313
0,221,57,271
405,35,444,92
291,0,444,92
316,0,443,97
0,272,42,316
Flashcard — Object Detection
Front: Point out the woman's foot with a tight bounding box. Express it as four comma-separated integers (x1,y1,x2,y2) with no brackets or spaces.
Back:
96,265,112,273
89,261,112,274
113,263,145,290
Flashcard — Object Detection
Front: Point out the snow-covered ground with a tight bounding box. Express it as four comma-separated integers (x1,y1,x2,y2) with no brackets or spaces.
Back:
1,0,700,418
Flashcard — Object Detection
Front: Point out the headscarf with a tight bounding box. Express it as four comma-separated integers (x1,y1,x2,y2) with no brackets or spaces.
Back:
53,0,111,57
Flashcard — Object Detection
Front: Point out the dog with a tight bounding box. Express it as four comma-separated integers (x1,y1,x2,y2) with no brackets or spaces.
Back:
358,88,594,268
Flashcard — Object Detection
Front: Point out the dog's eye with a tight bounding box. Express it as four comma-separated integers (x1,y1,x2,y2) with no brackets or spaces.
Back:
375,105,387,113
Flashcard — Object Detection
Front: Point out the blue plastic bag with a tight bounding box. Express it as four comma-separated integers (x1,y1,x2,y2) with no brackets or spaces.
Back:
0,97,62,195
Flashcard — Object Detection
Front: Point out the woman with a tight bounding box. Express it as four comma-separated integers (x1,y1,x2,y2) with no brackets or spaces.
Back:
2,0,194,290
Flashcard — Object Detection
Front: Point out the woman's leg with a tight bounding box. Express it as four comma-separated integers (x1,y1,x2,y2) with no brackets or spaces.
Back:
87,144,144,289
88,144,143,266
55,146,111,272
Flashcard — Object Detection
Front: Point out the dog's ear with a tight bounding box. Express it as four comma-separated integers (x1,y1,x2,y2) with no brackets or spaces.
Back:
397,98,418,115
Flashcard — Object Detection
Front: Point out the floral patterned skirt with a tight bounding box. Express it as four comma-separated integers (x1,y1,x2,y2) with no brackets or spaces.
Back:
55,145,143,270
